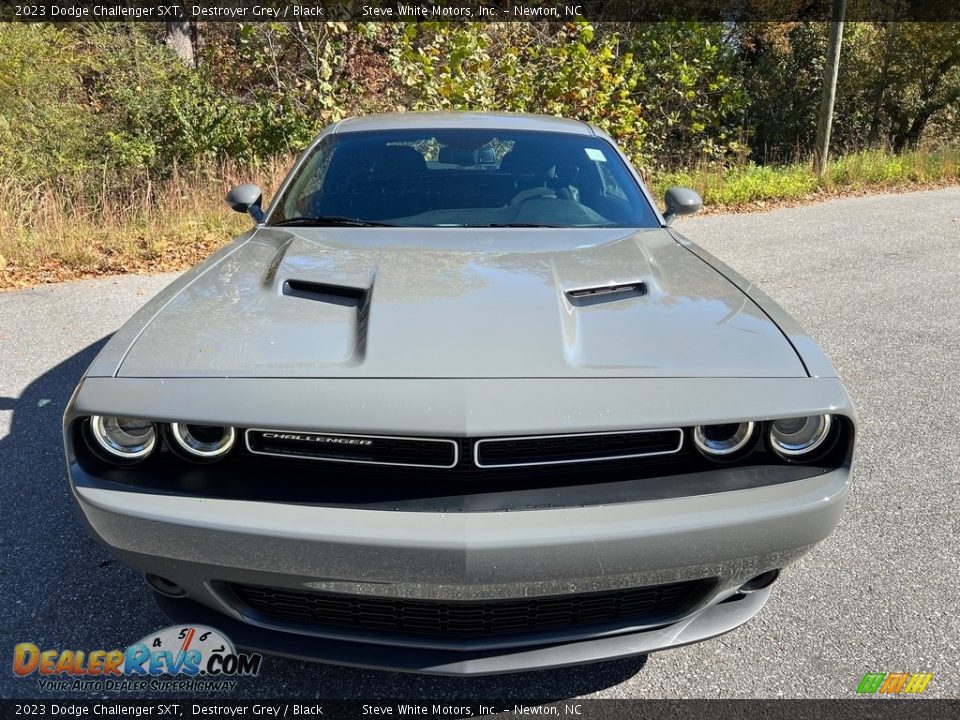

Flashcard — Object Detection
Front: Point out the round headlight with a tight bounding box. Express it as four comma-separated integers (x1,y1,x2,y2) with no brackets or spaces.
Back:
693,422,755,458
89,416,157,461
169,423,236,460
769,415,833,458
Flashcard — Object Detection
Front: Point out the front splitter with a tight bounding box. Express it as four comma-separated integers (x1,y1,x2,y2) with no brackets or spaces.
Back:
153,587,771,676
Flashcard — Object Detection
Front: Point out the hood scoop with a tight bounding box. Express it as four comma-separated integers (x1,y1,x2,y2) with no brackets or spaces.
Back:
565,281,646,307
282,279,367,308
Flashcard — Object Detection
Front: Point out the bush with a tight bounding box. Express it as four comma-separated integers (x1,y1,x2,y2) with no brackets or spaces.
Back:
620,22,748,168
83,26,267,170
389,21,748,171
0,24,96,181
390,23,645,155
0,24,321,188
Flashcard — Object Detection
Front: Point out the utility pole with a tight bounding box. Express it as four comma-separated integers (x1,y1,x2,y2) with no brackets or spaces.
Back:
814,0,847,176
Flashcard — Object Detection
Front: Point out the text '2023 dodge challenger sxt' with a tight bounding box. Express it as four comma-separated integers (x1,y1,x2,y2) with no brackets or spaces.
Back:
65,112,855,675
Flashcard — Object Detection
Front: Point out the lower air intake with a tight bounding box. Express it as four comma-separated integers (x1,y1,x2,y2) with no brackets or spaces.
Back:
229,579,714,638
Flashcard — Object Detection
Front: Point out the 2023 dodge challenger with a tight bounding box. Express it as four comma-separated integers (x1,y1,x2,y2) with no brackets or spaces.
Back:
65,112,855,675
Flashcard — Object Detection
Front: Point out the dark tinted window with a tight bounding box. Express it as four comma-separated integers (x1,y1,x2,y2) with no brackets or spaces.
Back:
272,129,659,228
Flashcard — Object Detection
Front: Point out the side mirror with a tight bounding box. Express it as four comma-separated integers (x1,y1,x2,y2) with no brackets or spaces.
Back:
225,184,265,224
663,187,702,225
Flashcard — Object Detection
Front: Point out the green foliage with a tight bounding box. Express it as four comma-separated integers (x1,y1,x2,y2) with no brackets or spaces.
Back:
828,148,960,186
1,20,958,194
862,23,960,150
651,148,960,207
0,24,95,180
655,162,818,205
0,22,393,184
81,25,347,172
389,21,747,171
620,22,748,167
85,27,246,168
736,23,829,162
390,22,646,157
737,22,960,161
205,21,397,148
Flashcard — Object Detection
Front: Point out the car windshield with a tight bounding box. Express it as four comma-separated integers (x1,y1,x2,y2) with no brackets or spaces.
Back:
270,129,660,228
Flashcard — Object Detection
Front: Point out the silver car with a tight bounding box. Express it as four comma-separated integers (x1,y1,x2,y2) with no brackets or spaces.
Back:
65,112,855,675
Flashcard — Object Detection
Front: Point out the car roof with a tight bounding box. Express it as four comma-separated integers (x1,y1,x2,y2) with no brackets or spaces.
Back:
332,111,596,136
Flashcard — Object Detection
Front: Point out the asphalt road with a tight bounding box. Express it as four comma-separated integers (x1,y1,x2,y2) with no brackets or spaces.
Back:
1,187,958,700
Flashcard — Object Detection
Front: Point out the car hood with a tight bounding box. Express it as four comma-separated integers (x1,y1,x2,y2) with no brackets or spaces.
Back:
116,227,806,378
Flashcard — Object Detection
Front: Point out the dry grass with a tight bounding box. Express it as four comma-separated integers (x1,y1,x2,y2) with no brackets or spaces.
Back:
2,149,959,289
0,157,293,289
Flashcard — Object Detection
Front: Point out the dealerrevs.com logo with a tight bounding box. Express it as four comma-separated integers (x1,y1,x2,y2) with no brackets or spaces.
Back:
13,625,262,692
856,672,934,696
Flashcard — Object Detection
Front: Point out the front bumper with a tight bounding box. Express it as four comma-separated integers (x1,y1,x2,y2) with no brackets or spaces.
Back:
72,467,849,674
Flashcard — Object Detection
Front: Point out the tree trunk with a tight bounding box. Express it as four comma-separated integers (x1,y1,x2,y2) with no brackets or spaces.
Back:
165,21,195,66
899,110,934,150
867,23,899,147
887,105,911,153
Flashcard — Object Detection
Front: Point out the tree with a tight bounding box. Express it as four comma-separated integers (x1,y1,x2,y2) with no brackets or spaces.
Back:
165,21,194,66
879,23,960,150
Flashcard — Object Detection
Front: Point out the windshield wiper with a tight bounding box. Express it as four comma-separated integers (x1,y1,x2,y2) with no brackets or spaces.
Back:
271,215,395,227
479,222,567,228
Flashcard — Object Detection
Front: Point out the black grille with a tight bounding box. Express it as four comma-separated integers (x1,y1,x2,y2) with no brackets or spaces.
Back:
475,429,682,467
229,579,713,638
246,430,457,468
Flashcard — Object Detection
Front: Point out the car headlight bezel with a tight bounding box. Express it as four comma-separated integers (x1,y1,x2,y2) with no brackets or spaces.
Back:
768,414,834,459
693,421,756,459
88,415,157,462
168,422,236,461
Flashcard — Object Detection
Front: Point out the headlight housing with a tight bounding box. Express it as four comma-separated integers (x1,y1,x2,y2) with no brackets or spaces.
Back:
768,415,833,459
88,415,157,461
169,423,236,461
693,422,755,459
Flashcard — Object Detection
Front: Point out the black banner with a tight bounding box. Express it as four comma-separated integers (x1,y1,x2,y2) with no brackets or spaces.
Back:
1,0,960,23
3,701,960,720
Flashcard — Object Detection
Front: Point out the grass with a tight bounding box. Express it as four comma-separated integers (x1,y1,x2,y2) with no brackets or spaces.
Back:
0,157,293,289
651,148,960,209
2,148,958,289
